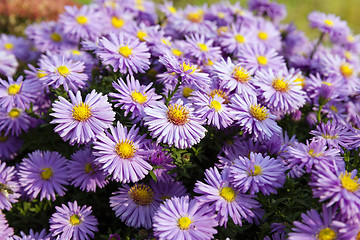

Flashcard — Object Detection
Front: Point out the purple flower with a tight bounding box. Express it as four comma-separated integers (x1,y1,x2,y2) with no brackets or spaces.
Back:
230,93,281,141
0,51,18,76
0,107,31,137
153,196,218,240
93,122,152,183
248,0,287,23
218,23,255,55
18,150,68,201
68,147,108,192
308,11,348,38
50,90,115,145
184,34,222,65
9,229,51,240
310,121,351,150
230,152,286,195
194,167,261,227
0,34,31,61
0,211,13,239
144,99,207,149
96,33,150,75
110,183,161,229
0,161,20,210
0,133,22,160
254,18,282,50
50,201,98,240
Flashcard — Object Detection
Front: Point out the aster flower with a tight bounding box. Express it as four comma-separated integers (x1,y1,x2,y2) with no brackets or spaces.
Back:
68,147,108,192
39,53,88,92
109,75,161,123
0,161,20,210
50,90,115,145
194,167,262,227
184,34,222,64
218,23,255,55
93,121,152,183
110,183,161,229
0,133,22,160
254,68,306,113
0,211,13,239
153,196,218,240
254,19,282,50
308,11,348,38
230,93,281,141
151,179,187,201
0,107,31,137
310,164,360,221
310,121,351,150
96,32,150,75
18,150,68,200
144,99,207,149
230,152,286,195
248,0,287,23
9,229,51,240
50,201,98,240
0,51,18,76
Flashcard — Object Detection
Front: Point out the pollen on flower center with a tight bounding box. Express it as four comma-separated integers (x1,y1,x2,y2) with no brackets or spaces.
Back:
340,64,353,78
167,103,190,125
7,84,21,95
340,171,359,192
84,163,94,174
258,32,268,40
217,26,229,36
129,184,154,205
111,16,124,28
72,102,92,121
50,33,62,42
69,214,82,225
8,108,20,118
330,105,338,113
4,43,13,50
186,11,203,23
76,15,88,25
57,66,70,77
294,75,306,88
250,104,268,121
210,100,222,111
210,89,229,104
220,186,236,202
324,19,334,26
115,139,137,159
171,48,183,56
308,149,323,157
137,31,147,41
119,45,132,58
182,62,196,74
232,66,251,83
198,43,208,52
178,216,192,230
40,168,53,180
249,165,262,176
182,87,193,98
235,34,245,43
37,71,47,79
317,227,336,240
131,91,147,104
257,56,267,65
272,78,289,92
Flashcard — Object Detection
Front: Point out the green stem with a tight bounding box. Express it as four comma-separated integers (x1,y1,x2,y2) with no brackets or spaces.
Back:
165,77,182,106
317,105,323,123
309,32,325,60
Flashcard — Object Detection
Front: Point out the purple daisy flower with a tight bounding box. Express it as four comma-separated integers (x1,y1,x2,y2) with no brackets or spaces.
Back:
109,183,161,229
0,211,13,239
96,32,150,75
288,205,340,240
0,51,18,76
9,229,51,240
310,164,360,221
0,161,20,210
184,34,222,65
144,99,207,149
254,68,306,113
230,93,281,141
68,147,108,192
39,53,88,92
18,150,68,201
109,75,161,123
310,121,351,150
50,90,115,145
0,34,31,61
153,196,218,240
230,152,286,195
59,5,103,41
308,11,348,38
50,201,98,240
248,0,287,23
0,133,22,160
93,121,152,183
254,18,282,50
0,107,31,137
151,179,188,201
194,167,261,227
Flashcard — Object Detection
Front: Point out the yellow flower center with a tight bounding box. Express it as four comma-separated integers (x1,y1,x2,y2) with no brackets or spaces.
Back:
136,0,145,11
116,139,136,159
235,34,245,43
71,50,81,55
178,217,192,230
210,89,229,104
50,33,62,42
250,104,268,121
171,48,183,57
345,51,352,60
76,15,88,25
218,12,225,19
340,64,353,78
317,228,336,240
210,100,222,111
161,38,172,46
72,102,92,122
131,91,147,104
272,78,289,92
340,171,359,192
129,184,154,205
205,59,214,66
167,104,190,125
330,105,338,113
57,66,70,77
294,75,306,88
182,62,196,74
8,108,20,118
186,11,203,23
220,187,236,202
111,16,124,28
84,163,94,174
69,214,82,225
322,134,337,139
217,26,229,36
258,32,268,40
321,81,332,87
257,56,267,65
249,165,262,176
7,84,21,95
137,31,147,41
324,19,334,26
356,231,360,240
37,71,47,79
347,35,355,43
198,43,208,52
119,45,132,58
182,87,193,98
168,6,177,14
232,66,251,83
308,149,323,157
40,168,53,180
4,43,13,50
